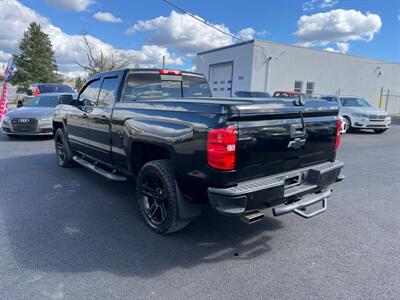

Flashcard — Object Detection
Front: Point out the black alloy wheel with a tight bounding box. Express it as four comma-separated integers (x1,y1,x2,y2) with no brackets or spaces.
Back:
55,133,66,164
141,172,169,226
54,128,75,167
137,160,190,234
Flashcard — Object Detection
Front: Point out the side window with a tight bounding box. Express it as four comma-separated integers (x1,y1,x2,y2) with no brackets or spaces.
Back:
294,81,303,92
98,77,118,107
79,79,101,106
306,82,314,95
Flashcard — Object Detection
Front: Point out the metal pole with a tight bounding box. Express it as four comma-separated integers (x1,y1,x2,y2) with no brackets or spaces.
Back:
384,89,390,111
162,56,165,69
378,86,383,109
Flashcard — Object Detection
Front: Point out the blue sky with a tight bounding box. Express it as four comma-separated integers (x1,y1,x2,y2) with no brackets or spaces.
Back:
1,0,399,77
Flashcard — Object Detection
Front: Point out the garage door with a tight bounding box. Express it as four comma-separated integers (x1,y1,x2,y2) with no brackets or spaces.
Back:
209,62,233,97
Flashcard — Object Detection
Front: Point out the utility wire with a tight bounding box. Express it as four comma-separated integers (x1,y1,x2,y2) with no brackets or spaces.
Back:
160,0,269,63
160,0,248,44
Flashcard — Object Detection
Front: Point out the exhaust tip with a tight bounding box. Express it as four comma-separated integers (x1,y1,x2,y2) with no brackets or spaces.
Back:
240,210,264,224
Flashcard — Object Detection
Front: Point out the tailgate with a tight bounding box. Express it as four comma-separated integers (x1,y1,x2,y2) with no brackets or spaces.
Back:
233,99,339,182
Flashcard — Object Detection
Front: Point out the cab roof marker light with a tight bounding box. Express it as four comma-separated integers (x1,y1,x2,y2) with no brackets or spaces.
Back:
159,69,182,76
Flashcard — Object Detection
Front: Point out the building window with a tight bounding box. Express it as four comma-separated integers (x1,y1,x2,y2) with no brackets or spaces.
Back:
220,81,225,84
220,88,225,91
294,81,303,92
306,82,314,95
213,88,217,91
213,81,218,85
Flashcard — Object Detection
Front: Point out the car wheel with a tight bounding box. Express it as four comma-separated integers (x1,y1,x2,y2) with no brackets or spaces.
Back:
342,116,351,133
137,159,190,234
374,129,387,134
54,128,75,167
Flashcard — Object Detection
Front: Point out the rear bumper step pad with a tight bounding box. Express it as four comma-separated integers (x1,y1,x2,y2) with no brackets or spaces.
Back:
207,161,343,217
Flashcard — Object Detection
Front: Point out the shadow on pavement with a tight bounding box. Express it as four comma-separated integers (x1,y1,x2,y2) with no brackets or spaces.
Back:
1,153,284,279
347,129,386,135
1,134,53,141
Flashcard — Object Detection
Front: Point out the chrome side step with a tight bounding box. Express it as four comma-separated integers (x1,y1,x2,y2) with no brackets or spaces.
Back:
273,189,331,218
72,156,127,181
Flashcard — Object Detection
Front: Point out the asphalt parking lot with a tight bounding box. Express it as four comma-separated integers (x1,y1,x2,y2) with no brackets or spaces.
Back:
0,126,399,300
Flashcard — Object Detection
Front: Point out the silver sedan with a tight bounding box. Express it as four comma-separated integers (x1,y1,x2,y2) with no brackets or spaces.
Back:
1,93,75,137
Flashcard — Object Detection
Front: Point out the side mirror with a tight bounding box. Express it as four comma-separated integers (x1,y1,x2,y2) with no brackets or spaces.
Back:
17,100,24,108
26,89,33,96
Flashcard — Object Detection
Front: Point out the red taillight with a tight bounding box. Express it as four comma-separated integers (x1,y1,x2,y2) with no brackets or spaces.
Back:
207,126,238,171
334,117,341,150
33,86,40,96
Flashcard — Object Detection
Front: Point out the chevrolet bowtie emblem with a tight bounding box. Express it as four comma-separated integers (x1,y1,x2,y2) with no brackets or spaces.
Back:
288,138,306,149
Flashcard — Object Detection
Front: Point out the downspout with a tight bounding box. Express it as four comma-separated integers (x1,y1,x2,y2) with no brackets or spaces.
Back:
264,57,272,93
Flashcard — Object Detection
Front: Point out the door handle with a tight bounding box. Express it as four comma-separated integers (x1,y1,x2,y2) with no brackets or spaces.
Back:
82,113,88,119
100,115,108,121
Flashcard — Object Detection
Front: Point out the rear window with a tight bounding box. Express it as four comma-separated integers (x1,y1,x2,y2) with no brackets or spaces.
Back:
38,84,74,94
122,73,211,101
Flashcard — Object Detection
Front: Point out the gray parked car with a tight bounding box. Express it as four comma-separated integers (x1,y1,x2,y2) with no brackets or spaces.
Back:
320,96,391,133
2,93,75,137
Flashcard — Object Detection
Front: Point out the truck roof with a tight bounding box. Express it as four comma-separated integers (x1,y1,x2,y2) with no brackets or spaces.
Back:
90,68,206,79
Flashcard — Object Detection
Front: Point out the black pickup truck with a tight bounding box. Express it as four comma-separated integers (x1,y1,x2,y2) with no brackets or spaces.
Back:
53,69,344,234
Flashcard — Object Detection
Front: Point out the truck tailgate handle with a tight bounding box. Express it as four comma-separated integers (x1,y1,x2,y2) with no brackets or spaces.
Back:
290,123,305,138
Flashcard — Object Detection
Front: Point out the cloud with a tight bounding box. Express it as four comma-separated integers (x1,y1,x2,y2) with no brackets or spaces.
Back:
44,0,95,12
320,0,338,9
323,42,349,53
59,70,89,80
93,12,122,23
237,28,269,40
0,1,182,77
120,45,182,67
303,0,338,11
126,10,267,53
294,9,382,44
336,42,349,53
0,50,11,60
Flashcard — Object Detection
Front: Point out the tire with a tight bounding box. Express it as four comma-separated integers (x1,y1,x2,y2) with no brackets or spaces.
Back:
374,129,388,134
54,128,75,167
136,159,190,234
342,116,351,133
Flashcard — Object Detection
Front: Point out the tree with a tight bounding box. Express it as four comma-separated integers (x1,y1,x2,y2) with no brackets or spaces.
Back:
74,76,85,90
11,22,62,92
75,33,129,77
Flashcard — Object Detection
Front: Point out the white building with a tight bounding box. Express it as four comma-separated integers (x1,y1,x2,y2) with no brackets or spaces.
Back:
196,39,400,114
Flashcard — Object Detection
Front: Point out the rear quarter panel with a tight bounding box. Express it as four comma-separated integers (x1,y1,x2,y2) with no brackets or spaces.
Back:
110,102,234,203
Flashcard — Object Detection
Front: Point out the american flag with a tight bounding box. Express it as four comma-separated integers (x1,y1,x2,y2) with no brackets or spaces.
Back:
0,60,14,123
